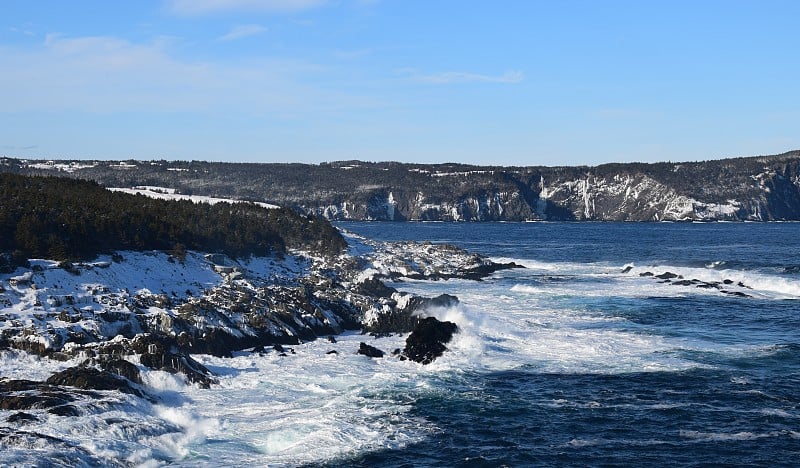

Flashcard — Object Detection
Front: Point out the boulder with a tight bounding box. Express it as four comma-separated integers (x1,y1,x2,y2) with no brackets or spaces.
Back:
655,272,680,280
357,342,385,358
403,317,458,365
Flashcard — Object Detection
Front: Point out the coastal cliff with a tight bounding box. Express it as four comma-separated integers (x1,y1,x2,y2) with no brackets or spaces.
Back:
3,150,800,221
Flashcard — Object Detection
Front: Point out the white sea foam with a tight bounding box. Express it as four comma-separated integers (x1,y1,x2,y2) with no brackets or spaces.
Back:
620,263,800,299
3,252,796,465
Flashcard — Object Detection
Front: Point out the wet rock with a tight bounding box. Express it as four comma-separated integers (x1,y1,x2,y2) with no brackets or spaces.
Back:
131,334,217,388
458,261,524,281
655,272,681,280
0,379,76,411
724,291,752,298
48,404,81,416
357,342,385,358
639,272,654,277
7,411,38,424
139,351,215,388
99,358,143,385
46,366,143,397
403,317,458,365
621,265,634,274
326,350,338,355
365,293,461,336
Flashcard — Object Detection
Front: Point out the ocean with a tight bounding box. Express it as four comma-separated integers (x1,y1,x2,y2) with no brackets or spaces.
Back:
328,222,800,467
2,222,798,466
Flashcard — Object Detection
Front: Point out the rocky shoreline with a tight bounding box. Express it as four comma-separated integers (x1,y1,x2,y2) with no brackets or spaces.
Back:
1,234,519,451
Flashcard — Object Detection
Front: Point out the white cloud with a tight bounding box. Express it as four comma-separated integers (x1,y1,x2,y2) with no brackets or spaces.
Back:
217,24,268,41
409,69,524,85
165,0,327,15
0,34,375,117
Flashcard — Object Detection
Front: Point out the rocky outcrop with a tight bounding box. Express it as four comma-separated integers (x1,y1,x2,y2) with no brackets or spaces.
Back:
357,342,385,358
45,366,144,397
402,317,458,364
1,232,512,392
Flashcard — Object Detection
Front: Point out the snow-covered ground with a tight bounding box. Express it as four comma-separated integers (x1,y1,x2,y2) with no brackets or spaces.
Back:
108,186,279,209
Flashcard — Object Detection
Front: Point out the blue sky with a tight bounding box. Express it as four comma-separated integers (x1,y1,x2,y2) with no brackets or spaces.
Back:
1,0,798,166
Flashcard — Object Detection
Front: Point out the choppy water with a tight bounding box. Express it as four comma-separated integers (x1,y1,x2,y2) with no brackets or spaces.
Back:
331,222,800,467
2,222,799,466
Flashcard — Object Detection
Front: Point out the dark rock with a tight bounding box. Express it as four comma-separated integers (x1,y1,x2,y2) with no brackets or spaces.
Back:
0,379,77,411
672,280,693,286
273,344,285,353
327,336,337,343
326,350,338,355
723,279,734,285
357,342,385,358
46,366,143,397
99,358,143,385
128,334,217,388
459,261,524,281
48,404,81,416
7,411,38,423
139,351,215,388
403,317,458,365
639,272,654,277
252,345,266,353
724,291,752,298
357,278,397,298
655,272,680,280
621,265,634,274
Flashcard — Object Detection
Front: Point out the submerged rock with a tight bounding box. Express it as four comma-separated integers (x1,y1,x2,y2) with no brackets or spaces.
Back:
403,317,458,365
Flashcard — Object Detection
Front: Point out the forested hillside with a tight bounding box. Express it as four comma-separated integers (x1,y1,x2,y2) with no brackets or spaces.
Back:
3,151,800,221
0,173,345,267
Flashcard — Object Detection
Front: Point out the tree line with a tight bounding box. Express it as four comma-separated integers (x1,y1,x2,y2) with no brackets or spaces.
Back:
0,173,346,267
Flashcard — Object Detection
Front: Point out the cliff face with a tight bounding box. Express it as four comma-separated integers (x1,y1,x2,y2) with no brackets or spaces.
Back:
4,151,800,221
306,153,800,221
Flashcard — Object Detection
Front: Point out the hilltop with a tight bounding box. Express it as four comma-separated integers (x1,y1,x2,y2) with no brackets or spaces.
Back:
2,150,800,221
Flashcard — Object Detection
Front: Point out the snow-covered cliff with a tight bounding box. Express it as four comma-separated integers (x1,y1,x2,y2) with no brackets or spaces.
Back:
5,150,800,221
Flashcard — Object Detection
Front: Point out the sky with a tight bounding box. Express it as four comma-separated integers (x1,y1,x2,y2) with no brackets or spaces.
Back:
1,0,798,166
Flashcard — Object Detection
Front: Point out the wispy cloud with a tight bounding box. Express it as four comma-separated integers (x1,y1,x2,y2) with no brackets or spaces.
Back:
9,26,35,36
165,0,327,15
1,145,38,150
217,24,268,41
0,33,376,117
405,69,524,85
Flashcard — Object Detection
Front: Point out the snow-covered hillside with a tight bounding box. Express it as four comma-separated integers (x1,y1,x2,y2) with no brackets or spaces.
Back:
109,186,279,209
5,151,800,221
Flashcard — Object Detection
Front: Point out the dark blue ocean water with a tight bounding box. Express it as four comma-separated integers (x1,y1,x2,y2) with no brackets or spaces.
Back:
329,222,800,467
